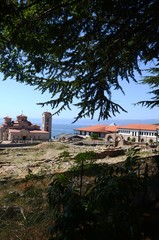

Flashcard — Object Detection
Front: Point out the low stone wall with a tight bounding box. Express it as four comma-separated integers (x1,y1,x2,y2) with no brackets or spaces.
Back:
96,149,125,158
0,142,40,148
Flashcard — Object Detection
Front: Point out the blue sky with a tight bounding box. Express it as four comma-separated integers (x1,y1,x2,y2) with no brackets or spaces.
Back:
0,69,158,122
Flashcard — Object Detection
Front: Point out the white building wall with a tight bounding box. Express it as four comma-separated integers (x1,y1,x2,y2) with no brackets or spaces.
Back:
119,129,157,143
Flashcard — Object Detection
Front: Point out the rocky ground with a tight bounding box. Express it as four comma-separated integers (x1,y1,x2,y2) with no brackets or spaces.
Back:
0,141,129,240
0,141,128,181
0,142,158,240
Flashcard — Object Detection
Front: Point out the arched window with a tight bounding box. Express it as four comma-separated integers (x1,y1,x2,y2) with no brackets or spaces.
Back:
149,139,153,144
107,136,113,142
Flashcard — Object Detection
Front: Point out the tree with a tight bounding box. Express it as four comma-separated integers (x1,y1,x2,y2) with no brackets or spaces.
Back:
137,67,159,108
0,0,158,121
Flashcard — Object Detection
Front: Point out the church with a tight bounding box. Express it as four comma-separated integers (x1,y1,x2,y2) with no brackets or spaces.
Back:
0,112,52,142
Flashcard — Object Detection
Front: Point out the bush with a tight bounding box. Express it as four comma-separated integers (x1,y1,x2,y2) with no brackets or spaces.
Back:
48,149,147,240
91,133,99,140
131,138,136,142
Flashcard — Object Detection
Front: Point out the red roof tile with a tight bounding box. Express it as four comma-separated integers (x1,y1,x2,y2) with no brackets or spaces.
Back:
118,124,159,131
75,123,159,133
9,129,21,133
105,125,118,132
75,124,118,133
30,130,49,133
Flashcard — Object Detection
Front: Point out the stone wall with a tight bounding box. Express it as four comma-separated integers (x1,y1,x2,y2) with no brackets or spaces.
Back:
96,149,125,158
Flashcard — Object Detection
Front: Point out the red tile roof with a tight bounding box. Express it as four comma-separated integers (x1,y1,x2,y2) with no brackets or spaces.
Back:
9,129,21,133
75,123,159,133
4,116,11,119
118,124,159,131
30,130,49,133
8,129,49,133
105,125,118,132
75,124,118,133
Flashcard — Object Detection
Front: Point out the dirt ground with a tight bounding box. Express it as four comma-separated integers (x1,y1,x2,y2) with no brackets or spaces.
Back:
0,141,128,240
0,142,159,240
0,141,127,181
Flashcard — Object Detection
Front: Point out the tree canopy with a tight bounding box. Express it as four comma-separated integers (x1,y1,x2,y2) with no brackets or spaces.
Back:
137,67,159,108
0,0,158,121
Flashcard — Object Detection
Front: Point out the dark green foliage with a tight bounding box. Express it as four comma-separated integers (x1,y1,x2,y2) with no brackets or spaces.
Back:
0,1,158,121
91,133,99,140
48,174,86,240
74,151,98,196
131,137,136,142
137,67,159,108
74,151,98,165
59,150,71,161
48,148,147,240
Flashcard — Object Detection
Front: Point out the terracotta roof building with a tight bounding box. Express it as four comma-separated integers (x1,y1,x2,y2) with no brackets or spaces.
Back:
0,112,52,142
74,124,118,138
118,124,159,143
74,123,159,144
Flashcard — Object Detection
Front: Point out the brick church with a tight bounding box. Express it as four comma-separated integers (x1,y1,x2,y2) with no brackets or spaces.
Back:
0,112,52,142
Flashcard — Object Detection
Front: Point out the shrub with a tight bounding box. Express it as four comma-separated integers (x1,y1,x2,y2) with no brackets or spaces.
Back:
149,139,153,144
91,133,99,140
131,137,136,142
48,149,147,240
